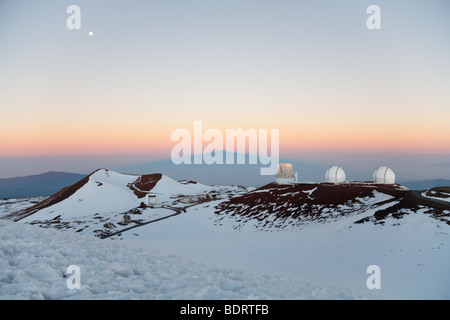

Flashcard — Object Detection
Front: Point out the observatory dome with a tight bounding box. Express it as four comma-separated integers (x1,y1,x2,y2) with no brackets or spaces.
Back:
325,166,346,183
373,166,395,184
275,163,298,184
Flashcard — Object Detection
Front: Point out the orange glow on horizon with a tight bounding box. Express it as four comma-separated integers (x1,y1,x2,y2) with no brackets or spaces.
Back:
1,126,449,156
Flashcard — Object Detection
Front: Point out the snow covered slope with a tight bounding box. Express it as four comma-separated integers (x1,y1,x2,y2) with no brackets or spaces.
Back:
3,169,450,299
215,182,450,229
120,197,450,300
8,169,216,221
4,169,247,238
115,181,450,299
423,187,450,204
23,169,140,220
0,219,377,300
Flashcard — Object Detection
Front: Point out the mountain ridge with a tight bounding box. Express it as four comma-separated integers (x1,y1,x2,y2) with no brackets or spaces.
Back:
4,168,450,239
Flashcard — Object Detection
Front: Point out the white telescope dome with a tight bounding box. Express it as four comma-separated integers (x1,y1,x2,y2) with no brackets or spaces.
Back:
275,163,298,184
373,166,395,184
325,166,346,183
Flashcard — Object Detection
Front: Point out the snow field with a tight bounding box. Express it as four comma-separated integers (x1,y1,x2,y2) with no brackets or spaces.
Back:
0,219,378,300
121,200,450,299
3,170,450,299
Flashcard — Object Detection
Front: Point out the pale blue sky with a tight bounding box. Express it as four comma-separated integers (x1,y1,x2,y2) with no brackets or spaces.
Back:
0,0,449,182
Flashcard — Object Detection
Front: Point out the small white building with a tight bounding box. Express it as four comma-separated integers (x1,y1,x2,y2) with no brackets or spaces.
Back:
146,193,158,206
325,166,346,184
275,163,298,185
373,166,396,184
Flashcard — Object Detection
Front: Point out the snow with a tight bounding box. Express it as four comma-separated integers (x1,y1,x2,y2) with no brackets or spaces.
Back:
151,174,214,204
153,175,213,195
12,170,251,239
422,191,450,203
3,170,450,299
302,187,317,196
0,197,46,218
121,198,450,300
21,170,140,222
0,219,378,300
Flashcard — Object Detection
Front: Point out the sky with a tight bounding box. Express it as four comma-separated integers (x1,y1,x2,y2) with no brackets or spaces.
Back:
0,0,449,183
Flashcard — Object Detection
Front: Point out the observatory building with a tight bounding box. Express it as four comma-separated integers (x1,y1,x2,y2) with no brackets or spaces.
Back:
325,166,346,184
373,166,396,184
146,193,158,206
275,163,298,184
